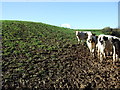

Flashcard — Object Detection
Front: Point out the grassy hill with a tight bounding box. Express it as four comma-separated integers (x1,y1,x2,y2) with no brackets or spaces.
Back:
2,20,78,89
2,20,119,89
2,20,77,52
2,20,102,62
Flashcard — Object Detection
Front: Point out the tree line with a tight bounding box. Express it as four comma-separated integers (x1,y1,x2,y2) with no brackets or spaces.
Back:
102,27,120,37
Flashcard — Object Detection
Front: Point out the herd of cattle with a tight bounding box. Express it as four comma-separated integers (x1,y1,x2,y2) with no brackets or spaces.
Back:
75,31,120,64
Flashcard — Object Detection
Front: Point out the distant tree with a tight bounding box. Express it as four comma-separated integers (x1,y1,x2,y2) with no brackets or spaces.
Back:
102,27,120,37
111,28,120,37
102,27,113,35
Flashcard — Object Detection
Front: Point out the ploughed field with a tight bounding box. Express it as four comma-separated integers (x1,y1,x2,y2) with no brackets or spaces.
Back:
2,20,120,89
3,44,120,89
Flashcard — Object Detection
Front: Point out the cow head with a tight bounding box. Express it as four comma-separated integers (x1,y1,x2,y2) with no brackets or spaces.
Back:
87,35,95,43
103,36,108,41
99,37,103,44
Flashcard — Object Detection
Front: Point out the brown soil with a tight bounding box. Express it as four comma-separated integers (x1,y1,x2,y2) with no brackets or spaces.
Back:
2,44,120,89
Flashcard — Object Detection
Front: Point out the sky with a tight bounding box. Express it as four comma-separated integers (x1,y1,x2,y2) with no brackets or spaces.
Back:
118,1,120,28
2,2,118,29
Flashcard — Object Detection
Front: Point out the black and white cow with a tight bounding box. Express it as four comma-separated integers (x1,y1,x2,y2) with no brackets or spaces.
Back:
97,34,120,64
97,34,113,61
75,31,98,57
112,37,120,63
75,31,92,44
86,34,98,57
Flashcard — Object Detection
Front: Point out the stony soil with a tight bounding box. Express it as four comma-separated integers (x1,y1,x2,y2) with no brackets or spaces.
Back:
2,44,120,89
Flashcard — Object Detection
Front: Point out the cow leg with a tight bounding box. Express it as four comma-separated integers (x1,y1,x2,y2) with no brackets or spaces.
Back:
113,54,116,64
113,46,116,64
76,36,80,44
100,52,103,62
100,48,105,62
92,43,96,58
98,48,100,58
103,52,106,59
116,54,119,61
87,44,93,56
91,49,95,57
113,54,119,64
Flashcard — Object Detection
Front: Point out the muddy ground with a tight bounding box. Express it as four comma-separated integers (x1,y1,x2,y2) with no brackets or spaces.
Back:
2,44,120,89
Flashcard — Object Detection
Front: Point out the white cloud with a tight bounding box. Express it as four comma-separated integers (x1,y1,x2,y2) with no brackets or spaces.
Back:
61,24,71,28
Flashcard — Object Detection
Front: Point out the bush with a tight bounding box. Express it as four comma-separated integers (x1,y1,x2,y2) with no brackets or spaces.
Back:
111,28,120,38
102,27,113,35
102,27,120,38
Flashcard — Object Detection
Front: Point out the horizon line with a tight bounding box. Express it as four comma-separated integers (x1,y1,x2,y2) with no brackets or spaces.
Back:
2,19,118,29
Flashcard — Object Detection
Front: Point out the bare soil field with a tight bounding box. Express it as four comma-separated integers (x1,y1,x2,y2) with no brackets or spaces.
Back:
2,44,120,89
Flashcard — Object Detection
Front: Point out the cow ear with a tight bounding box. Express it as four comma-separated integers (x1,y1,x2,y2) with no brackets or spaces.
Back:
112,38,117,43
85,33,87,36
96,36,98,39
85,33,88,38
111,37,114,43
92,34,96,36
103,36,108,41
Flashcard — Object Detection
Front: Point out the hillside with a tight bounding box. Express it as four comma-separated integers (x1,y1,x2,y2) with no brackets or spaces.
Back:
2,20,76,50
2,20,120,89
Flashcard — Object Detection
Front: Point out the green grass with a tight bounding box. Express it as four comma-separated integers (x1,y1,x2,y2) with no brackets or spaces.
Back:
1,20,103,58
2,20,75,51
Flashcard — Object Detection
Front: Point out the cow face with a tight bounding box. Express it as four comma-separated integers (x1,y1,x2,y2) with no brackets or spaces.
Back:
99,36,108,45
87,35,96,43
99,37,103,45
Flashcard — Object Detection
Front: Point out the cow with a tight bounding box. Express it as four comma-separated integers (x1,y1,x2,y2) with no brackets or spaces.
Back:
97,34,120,64
112,37,120,63
75,31,98,57
97,34,113,62
75,31,92,44
86,33,98,57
